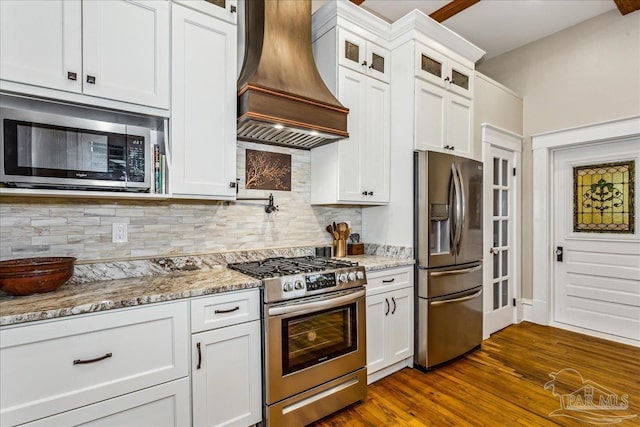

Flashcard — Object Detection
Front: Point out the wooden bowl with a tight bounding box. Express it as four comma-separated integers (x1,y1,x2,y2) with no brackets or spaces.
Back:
0,257,76,296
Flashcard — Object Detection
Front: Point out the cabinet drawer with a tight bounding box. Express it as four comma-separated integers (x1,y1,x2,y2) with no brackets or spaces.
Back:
0,301,189,427
190,289,260,333
21,378,191,427
366,267,413,295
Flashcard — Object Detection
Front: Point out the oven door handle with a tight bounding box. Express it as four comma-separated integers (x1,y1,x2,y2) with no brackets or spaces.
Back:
267,289,365,316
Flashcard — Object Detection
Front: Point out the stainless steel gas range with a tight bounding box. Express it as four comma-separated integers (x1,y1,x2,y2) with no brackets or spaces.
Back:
228,256,367,426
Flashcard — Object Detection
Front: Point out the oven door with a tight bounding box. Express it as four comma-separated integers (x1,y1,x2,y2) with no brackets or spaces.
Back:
265,288,366,405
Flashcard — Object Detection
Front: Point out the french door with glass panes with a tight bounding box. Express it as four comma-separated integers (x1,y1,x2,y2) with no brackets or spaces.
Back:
485,147,516,335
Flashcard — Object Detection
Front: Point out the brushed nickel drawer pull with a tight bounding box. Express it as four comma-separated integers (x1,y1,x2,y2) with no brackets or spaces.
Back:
214,306,240,314
382,278,395,283
73,352,112,365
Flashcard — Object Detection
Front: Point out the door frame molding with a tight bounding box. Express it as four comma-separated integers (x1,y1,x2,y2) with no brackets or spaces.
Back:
481,124,522,339
530,115,640,331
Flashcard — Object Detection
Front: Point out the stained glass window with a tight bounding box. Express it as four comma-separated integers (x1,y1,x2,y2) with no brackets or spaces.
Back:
573,161,635,233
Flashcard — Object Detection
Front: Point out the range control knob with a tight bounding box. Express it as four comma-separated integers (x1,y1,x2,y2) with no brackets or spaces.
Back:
338,273,348,283
283,282,294,292
294,280,304,290
356,271,364,280
348,272,356,282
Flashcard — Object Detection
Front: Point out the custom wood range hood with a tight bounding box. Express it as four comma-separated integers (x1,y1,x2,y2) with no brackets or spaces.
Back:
237,0,349,149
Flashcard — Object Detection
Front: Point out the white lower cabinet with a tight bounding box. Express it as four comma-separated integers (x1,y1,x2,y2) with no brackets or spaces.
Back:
0,289,264,427
21,378,191,427
0,301,189,427
191,290,262,427
365,267,414,384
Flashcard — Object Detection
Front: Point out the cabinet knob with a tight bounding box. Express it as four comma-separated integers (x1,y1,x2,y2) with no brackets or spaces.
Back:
230,5,236,13
444,76,451,83
368,191,373,196
86,75,96,84
362,191,368,195
361,60,368,67
67,71,77,81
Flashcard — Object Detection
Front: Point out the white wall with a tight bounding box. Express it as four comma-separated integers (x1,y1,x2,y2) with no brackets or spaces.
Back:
477,9,640,298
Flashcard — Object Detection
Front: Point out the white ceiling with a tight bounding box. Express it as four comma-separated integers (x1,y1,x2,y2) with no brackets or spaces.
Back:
312,0,618,61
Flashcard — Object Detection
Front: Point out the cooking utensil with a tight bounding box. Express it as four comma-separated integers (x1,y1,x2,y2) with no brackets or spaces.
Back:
326,225,334,236
0,257,76,296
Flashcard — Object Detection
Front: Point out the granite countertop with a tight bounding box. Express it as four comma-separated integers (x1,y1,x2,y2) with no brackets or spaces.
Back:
0,254,414,327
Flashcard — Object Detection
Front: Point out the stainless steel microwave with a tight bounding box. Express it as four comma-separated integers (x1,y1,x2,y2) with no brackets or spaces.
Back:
1,105,154,191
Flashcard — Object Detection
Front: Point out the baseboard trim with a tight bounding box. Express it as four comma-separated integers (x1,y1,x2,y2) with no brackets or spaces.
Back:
549,321,640,347
367,357,412,385
521,298,533,322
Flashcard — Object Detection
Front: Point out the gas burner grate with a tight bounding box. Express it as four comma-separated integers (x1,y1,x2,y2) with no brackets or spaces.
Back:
227,256,358,279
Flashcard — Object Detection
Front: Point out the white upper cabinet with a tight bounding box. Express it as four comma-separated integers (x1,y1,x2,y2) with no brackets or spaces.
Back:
173,0,238,24
170,3,237,200
338,28,390,83
333,67,390,203
415,78,472,157
82,1,169,109
415,43,474,99
311,1,391,205
0,0,82,93
389,11,485,160
0,0,169,111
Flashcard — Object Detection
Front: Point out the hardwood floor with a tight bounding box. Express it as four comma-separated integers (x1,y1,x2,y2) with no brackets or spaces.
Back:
310,322,640,426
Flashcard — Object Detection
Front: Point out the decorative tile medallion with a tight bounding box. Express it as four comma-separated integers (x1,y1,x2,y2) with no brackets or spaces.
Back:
573,160,635,233
245,149,291,191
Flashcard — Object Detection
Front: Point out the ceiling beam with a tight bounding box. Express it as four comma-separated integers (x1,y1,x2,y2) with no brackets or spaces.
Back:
429,0,480,23
349,0,366,5
613,0,640,15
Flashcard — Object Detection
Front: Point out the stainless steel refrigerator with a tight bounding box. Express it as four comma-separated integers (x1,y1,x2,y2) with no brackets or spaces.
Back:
414,151,483,369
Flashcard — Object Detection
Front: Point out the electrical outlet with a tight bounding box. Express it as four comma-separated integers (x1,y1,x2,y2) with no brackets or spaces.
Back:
112,223,128,243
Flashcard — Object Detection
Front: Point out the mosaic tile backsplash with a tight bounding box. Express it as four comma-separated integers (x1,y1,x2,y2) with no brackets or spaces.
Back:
0,141,361,262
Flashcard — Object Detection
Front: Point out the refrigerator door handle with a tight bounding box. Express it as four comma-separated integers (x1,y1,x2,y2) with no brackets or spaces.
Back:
450,163,461,255
455,163,466,254
428,264,482,276
430,289,482,306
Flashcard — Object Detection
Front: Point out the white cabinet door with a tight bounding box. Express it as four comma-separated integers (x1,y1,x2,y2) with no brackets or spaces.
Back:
365,293,388,375
0,0,82,93
415,79,446,151
173,0,238,23
337,67,367,202
21,379,191,427
171,4,237,199
362,78,390,203
82,0,169,109
365,40,390,83
387,287,414,364
338,28,367,74
447,59,474,99
192,321,262,427
446,93,472,156
415,43,447,88
336,67,390,204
